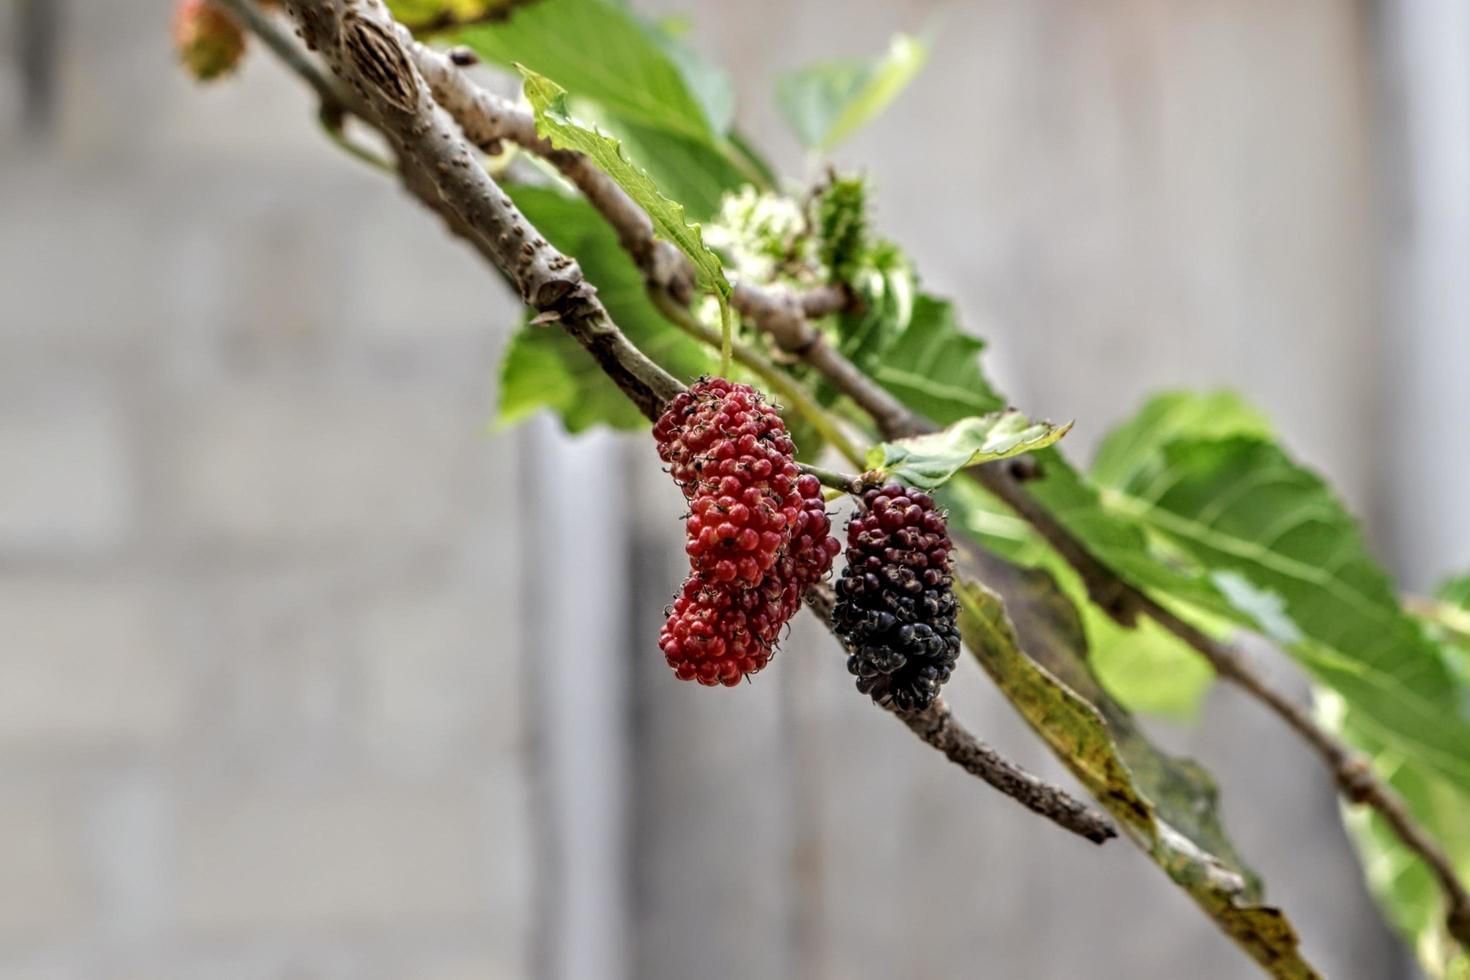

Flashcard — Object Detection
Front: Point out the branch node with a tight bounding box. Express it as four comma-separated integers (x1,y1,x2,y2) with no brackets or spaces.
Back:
447,45,478,66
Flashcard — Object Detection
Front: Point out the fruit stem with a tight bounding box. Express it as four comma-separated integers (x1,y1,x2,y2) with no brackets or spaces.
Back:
650,288,867,470
318,109,395,173
717,294,732,377
800,462,869,495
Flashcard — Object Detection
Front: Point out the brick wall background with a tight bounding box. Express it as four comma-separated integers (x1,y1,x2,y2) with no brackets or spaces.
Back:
0,1,1463,978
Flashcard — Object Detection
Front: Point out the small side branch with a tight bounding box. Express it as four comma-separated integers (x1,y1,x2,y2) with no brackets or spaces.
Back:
803,583,1115,844
730,281,926,439
899,698,1117,844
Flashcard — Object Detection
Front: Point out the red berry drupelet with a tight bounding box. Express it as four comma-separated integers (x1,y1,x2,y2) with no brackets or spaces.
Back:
655,379,839,686
833,485,961,711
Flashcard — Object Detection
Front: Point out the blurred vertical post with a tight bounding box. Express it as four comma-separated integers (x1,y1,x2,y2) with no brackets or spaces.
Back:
1380,0,1470,588
523,421,631,980
15,0,61,132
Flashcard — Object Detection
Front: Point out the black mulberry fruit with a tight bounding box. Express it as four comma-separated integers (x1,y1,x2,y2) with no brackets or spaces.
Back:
834,484,961,710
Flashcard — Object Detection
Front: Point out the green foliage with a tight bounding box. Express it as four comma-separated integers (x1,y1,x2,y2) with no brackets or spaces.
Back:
1091,390,1273,487
454,0,728,143
519,66,731,300
387,0,517,31
1105,431,1470,793
1428,575,1470,653
496,186,715,431
1086,607,1215,721
1325,693,1470,980
776,34,928,153
955,576,1319,978
1439,575,1470,610
498,325,647,432
564,98,747,222
968,392,1470,805
941,473,1223,720
862,293,1006,426
868,412,1071,490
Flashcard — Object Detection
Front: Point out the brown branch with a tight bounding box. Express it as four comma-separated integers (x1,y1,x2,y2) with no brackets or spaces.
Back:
403,39,860,322
1142,600,1470,947
279,0,681,421
730,281,924,438
804,583,1116,843
899,699,1116,844
730,237,1470,950
384,9,1468,942
245,0,1115,846
405,36,696,302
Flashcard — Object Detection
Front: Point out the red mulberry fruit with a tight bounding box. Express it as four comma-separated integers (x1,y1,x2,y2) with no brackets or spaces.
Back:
833,485,961,711
655,379,839,686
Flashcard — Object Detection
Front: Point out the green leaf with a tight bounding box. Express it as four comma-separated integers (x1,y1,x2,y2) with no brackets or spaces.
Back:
565,97,747,222
1324,694,1470,980
638,12,735,135
1086,606,1215,721
941,475,1224,721
1004,391,1470,794
497,322,647,432
496,185,715,431
454,0,725,143
519,66,731,299
387,0,514,31
1438,575,1470,611
1092,389,1272,488
868,411,1071,489
1106,435,1470,793
866,293,1005,425
1425,575,1470,653
1025,448,1234,614
776,33,928,153
954,571,1319,978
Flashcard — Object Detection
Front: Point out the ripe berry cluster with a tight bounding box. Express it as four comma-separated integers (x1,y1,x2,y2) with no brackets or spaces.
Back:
833,485,961,711
655,378,839,686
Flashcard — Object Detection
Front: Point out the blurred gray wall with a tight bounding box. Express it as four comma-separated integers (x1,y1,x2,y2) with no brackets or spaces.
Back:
0,1,1461,978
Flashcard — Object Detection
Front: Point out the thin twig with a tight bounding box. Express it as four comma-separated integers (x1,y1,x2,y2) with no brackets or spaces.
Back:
212,0,345,107
800,462,871,495
803,583,1116,844
899,699,1117,844
247,0,1117,846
